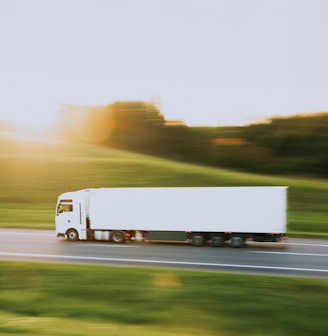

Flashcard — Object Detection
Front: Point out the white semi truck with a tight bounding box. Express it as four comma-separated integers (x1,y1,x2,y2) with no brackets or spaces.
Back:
56,186,287,247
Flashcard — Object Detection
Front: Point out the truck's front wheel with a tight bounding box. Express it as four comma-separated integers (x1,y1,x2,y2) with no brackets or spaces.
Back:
111,231,125,244
67,229,79,241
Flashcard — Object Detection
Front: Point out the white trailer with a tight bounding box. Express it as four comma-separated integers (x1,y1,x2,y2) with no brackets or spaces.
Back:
55,186,287,247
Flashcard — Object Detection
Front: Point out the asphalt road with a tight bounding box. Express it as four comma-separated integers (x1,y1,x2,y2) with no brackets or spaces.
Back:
0,229,328,278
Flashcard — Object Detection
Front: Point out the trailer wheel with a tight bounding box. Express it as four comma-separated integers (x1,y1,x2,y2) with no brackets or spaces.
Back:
211,234,224,247
67,229,79,241
192,234,205,246
230,235,245,248
111,231,125,244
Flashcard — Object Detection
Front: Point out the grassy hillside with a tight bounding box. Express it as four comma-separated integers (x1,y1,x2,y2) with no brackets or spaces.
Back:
0,132,327,237
1,261,328,336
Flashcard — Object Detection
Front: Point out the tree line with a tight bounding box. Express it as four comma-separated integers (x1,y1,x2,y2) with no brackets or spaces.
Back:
53,101,328,178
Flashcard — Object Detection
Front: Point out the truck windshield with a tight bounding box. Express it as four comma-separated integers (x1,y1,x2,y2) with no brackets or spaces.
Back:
57,203,73,214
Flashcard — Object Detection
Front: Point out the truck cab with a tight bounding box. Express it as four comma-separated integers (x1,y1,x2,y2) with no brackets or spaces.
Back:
55,190,88,240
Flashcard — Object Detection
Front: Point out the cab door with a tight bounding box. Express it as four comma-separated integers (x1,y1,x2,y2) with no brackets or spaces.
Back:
56,201,81,229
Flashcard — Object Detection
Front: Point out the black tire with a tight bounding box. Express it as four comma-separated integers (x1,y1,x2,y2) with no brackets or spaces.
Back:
192,234,205,246
67,229,79,241
211,234,224,247
111,231,125,244
230,235,245,248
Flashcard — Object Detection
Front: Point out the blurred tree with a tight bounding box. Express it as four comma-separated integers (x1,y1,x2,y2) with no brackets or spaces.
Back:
244,113,328,176
107,101,165,153
53,104,328,178
54,101,165,152
161,122,192,160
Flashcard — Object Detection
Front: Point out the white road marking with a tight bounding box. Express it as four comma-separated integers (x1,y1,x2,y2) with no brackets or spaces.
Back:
286,242,328,248
0,251,327,274
249,241,328,248
249,251,328,257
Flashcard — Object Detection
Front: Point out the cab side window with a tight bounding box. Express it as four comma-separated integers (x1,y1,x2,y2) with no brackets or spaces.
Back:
58,203,73,214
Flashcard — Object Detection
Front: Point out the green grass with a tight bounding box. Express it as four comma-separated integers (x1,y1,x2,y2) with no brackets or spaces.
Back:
0,261,327,336
0,132,327,237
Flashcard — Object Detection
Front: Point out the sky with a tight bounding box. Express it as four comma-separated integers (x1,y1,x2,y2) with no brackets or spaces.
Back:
1,0,328,129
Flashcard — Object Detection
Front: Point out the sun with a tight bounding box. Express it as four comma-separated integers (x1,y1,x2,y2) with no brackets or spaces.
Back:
0,107,61,143
11,108,59,134
0,95,61,135
17,114,56,131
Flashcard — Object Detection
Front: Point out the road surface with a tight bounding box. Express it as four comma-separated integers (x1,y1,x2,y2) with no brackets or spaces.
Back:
0,229,328,278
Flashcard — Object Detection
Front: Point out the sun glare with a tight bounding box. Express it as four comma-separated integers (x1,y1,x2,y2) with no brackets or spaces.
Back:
0,106,61,142
11,109,58,134
17,115,55,130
